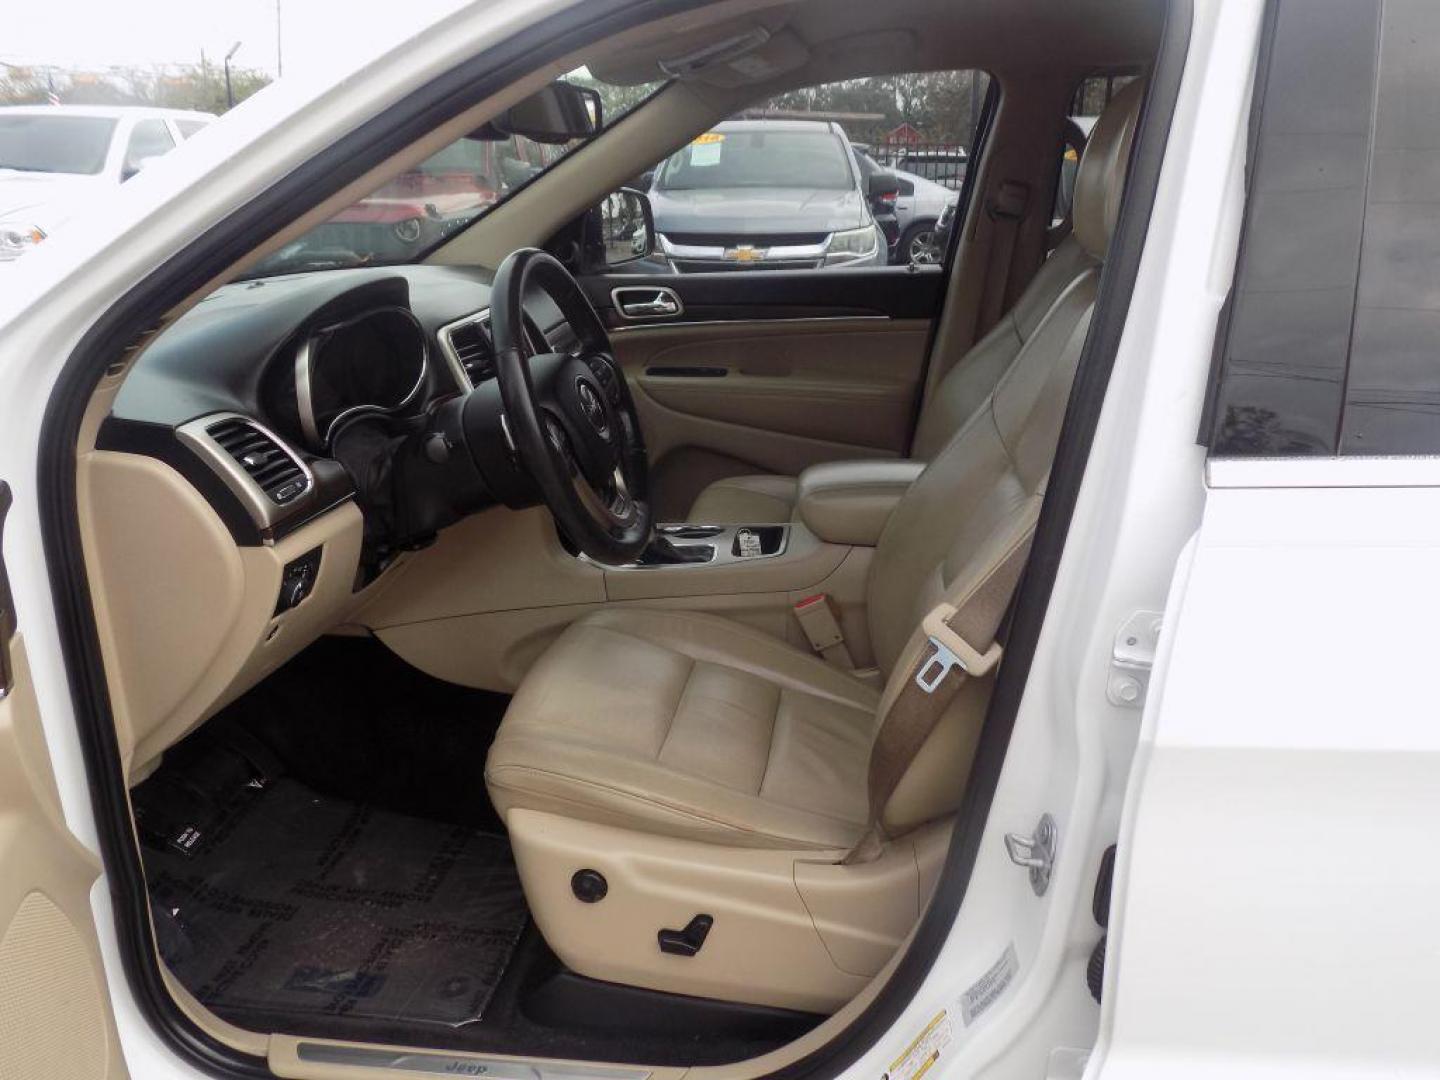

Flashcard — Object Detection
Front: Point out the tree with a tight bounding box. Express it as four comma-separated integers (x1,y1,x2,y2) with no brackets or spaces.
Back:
0,63,272,113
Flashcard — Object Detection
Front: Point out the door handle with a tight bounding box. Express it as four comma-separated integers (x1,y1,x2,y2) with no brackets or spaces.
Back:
612,286,683,320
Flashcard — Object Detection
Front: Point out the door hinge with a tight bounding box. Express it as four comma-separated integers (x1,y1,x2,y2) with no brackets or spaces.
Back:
0,481,13,700
1004,812,1057,896
1107,610,1163,708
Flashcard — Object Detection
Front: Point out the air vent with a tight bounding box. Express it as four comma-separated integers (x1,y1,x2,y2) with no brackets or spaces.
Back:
446,318,494,384
206,418,309,505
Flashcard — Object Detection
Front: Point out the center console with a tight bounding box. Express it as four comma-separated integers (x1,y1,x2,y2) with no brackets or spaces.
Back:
626,523,791,568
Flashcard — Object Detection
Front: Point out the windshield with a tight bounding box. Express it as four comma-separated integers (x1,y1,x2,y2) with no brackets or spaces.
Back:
245,70,663,279
0,115,117,175
656,129,854,191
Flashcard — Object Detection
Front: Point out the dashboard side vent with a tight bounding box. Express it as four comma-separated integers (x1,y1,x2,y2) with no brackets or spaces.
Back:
206,418,309,505
446,318,494,384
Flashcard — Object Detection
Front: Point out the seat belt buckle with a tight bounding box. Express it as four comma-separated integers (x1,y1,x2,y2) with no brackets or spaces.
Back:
914,603,1003,693
793,593,845,653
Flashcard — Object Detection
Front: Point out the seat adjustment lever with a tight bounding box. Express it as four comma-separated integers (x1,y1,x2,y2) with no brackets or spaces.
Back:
658,914,713,956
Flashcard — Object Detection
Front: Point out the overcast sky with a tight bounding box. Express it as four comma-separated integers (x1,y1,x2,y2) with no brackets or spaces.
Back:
7,0,469,77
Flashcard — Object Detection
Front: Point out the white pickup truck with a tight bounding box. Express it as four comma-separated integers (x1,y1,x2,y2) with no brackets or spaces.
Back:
0,104,214,261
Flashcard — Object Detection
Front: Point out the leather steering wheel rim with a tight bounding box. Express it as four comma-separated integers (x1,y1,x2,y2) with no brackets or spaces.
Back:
489,248,652,563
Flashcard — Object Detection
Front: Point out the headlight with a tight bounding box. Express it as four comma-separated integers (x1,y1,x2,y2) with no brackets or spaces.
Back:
826,225,878,261
0,223,46,261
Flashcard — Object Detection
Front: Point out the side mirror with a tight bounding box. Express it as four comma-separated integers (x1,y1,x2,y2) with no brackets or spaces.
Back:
121,155,157,182
490,82,602,145
866,171,901,199
599,188,656,268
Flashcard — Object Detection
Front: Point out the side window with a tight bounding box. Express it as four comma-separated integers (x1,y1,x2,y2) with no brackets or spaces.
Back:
122,119,175,179
615,70,988,273
175,120,210,140
1205,0,1436,457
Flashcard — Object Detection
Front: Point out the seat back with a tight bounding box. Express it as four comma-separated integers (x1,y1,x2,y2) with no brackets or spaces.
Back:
863,79,1144,834
910,235,1100,461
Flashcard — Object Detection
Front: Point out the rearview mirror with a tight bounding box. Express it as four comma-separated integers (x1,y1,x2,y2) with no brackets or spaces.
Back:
489,82,602,145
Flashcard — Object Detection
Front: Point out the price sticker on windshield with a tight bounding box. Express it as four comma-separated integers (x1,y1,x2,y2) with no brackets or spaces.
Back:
690,131,725,166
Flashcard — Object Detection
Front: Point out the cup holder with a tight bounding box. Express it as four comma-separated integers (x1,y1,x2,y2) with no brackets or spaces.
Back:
733,525,786,558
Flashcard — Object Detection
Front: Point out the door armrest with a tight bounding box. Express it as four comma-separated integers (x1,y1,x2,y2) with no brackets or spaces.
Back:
796,460,926,547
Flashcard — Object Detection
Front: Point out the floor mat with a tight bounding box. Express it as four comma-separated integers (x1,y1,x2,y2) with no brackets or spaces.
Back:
141,775,527,1032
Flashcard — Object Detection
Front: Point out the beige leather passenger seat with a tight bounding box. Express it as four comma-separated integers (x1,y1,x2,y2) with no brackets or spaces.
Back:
686,129,1114,525
484,80,1143,1009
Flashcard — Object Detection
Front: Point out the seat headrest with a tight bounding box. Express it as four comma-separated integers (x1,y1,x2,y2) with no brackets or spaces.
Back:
1072,79,1146,259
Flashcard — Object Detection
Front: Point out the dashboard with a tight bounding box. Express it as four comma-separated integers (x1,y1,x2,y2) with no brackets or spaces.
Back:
101,265,569,548
92,264,577,774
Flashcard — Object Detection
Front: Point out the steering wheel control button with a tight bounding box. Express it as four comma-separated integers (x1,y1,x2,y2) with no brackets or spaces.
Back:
657,914,714,957
571,868,608,903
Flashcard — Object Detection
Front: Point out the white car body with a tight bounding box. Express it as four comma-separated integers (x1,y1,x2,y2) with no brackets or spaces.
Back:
0,105,214,260
3,1,1437,1078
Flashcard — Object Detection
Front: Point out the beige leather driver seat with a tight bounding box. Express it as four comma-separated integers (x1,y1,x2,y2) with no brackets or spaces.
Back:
686,103,1129,525
485,81,1142,1008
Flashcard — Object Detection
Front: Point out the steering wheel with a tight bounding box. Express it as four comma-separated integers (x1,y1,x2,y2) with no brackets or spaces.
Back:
489,248,653,564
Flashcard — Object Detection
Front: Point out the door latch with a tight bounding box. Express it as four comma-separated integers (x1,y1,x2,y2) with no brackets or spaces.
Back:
1004,812,1057,896
1107,610,1163,708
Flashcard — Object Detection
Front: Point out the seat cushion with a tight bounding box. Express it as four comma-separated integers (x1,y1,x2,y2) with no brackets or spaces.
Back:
687,474,798,524
485,608,880,850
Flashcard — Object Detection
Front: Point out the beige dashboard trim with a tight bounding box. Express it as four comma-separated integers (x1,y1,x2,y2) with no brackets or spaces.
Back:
78,450,373,778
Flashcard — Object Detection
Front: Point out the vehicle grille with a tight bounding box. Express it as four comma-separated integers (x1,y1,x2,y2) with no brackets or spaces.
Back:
672,258,824,273
662,232,829,248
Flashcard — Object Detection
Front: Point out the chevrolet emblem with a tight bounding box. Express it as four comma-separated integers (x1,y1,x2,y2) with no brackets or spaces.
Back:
723,245,767,263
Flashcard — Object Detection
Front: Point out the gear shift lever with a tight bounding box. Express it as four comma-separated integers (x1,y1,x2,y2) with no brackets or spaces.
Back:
635,533,714,565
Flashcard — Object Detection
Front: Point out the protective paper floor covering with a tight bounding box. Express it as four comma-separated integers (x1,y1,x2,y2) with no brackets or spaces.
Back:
143,777,527,1032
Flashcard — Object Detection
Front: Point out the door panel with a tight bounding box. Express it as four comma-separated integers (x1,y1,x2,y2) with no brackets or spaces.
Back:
584,264,945,326
0,483,129,1080
611,318,931,518
588,268,944,518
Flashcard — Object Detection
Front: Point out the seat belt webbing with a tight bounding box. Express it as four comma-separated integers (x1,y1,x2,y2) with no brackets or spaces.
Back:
845,527,1034,864
977,179,1031,335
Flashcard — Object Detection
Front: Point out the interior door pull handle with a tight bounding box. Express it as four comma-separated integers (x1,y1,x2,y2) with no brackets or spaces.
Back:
623,294,678,317
613,287,683,320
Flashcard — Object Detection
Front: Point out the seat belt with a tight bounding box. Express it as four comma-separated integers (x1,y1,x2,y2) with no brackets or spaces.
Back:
793,593,855,669
845,526,1034,864
977,179,1031,335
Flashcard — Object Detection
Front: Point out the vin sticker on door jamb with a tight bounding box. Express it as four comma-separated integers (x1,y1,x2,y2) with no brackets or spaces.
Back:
882,1008,953,1080
960,942,1019,1025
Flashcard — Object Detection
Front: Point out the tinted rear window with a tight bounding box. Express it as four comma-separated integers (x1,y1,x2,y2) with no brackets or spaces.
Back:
1207,0,1440,456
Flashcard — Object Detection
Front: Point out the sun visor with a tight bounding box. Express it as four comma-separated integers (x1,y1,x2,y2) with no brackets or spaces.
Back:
589,12,805,87
677,28,810,87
